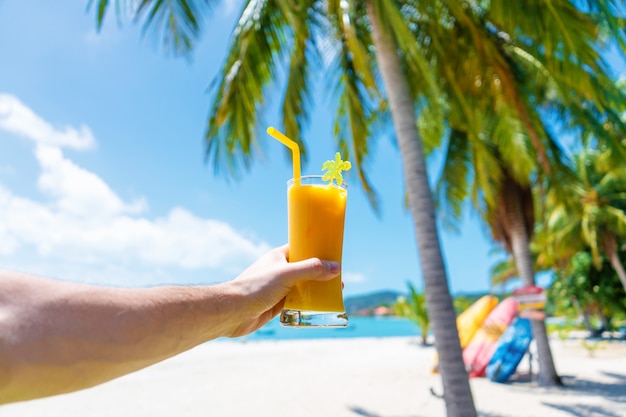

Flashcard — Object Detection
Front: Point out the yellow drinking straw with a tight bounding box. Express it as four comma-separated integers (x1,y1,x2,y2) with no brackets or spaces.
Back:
267,126,301,184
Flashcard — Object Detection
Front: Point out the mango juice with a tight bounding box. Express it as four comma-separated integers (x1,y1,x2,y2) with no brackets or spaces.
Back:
284,176,347,313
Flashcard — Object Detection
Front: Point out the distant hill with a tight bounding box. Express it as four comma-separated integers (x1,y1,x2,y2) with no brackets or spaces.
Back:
344,289,495,316
344,290,405,315
453,291,494,299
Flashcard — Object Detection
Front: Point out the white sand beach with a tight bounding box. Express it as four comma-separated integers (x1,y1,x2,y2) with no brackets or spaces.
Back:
1,336,624,417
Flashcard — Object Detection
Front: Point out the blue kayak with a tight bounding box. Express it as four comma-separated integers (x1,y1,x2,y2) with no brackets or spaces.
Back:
486,317,533,383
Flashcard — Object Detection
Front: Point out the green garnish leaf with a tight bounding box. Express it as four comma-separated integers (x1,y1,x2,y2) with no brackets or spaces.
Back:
322,152,352,186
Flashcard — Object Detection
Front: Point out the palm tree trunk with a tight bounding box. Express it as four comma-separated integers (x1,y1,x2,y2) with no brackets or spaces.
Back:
605,234,626,293
422,329,429,346
571,297,594,334
505,187,562,387
597,308,611,333
368,4,477,417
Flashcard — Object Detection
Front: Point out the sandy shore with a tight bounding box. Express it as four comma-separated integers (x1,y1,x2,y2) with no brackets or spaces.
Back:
2,336,625,417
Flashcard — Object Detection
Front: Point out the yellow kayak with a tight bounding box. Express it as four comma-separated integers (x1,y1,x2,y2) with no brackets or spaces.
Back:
431,295,499,373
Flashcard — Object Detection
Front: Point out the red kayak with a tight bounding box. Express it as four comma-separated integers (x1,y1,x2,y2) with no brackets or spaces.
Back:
462,297,519,378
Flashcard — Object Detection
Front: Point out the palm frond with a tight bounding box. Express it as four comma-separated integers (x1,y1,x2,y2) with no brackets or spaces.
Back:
279,1,319,165
489,257,518,287
205,0,293,177
327,0,382,211
89,0,217,56
435,128,471,231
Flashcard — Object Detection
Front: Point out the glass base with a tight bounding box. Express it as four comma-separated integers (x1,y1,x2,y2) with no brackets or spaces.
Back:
280,309,349,328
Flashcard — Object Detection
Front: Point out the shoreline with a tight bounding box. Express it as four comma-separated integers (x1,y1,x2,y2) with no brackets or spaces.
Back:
2,337,625,417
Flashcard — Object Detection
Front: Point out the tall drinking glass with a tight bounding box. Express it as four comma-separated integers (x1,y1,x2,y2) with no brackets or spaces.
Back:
280,175,349,327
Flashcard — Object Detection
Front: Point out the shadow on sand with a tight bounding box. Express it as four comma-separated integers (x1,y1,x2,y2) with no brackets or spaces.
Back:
349,372,626,417
541,371,626,417
348,406,426,417
559,372,626,402
543,403,624,417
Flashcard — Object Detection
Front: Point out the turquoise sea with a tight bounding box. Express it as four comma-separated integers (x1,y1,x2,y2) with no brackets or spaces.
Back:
238,316,421,341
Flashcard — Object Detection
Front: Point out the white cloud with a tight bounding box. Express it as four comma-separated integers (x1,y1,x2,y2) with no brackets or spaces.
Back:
0,94,96,150
0,94,270,284
35,144,146,218
0,178,268,271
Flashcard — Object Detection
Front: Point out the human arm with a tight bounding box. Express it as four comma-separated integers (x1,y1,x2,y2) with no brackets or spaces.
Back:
0,245,339,404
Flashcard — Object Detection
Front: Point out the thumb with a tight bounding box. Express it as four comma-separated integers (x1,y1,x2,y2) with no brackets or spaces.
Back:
283,257,340,285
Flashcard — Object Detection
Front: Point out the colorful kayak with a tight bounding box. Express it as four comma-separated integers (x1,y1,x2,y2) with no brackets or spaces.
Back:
456,295,500,347
462,297,519,378
431,295,499,373
486,317,533,383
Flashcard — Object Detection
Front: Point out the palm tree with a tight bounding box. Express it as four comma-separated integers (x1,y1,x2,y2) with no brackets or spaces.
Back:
544,148,626,292
393,282,430,345
366,5,476,413
418,1,626,386
491,169,564,385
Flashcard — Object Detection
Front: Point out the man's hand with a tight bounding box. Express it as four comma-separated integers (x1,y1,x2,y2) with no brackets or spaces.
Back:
225,245,340,337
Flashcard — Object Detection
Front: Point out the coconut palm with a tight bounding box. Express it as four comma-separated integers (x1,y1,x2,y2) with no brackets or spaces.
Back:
439,151,563,385
420,0,626,385
544,148,626,292
393,282,430,345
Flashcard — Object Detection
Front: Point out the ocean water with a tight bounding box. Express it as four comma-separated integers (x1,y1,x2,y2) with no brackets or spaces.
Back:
236,316,422,341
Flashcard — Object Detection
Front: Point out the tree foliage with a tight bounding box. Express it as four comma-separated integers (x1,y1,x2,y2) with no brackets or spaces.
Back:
547,250,626,331
393,281,430,345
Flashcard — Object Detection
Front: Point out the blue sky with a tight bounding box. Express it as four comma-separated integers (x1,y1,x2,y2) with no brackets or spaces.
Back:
1,2,620,297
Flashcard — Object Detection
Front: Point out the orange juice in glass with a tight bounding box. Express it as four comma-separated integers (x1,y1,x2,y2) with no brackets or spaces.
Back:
280,175,349,327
